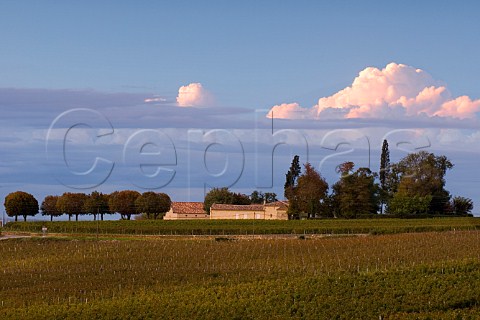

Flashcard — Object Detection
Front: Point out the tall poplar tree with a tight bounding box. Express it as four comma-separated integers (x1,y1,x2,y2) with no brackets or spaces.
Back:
379,139,390,213
284,155,301,218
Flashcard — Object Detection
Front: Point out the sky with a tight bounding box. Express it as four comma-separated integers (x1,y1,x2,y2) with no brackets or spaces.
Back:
1,1,480,218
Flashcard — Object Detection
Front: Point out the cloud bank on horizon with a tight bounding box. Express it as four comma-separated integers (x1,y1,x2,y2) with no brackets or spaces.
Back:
267,63,480,120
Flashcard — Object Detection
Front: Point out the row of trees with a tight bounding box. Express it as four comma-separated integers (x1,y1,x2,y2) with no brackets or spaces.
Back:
4,190,171,222
5,188,278,222
203,188,278,213
284,141,474,219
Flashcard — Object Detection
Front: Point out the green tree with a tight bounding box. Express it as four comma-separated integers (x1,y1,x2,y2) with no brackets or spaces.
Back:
108,190,140,220
203,187,251,213
41,195,62,221
250,190,264,204
284,155,301,199
295,163,328,218
264,192,278,203
83,191,110,221
249,191,277,204
56,192,87,221
4,191,39,222
379,139,390,214
331,164,379,218
232,192,251,205
450,196,474,216
388,194,432,217
284,155,301,218
389,151,453,214
135,192,171,219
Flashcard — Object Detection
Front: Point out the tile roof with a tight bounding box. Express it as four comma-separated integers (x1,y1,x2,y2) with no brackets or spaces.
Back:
171,202,206,214
264,200,289,208
210,204,265,211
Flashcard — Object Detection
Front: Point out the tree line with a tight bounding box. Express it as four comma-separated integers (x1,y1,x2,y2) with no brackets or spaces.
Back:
4,188,278,222
4,190,171,222
284,140,474,219
3,140,474,221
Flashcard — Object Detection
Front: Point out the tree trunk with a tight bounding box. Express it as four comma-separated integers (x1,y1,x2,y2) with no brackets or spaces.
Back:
76,214,79,221
23,215,27,222
51,215,53,222
101,213,104,221
15,215,18,222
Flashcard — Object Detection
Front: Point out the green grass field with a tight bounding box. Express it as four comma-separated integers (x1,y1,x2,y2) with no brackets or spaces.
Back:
1,227,480,319
4,217,480,236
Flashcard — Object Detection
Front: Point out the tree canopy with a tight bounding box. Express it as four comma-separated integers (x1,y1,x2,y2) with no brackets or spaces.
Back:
135,192,171,219
203,187,251,213
387,151,454,215
41,195,61,221
249,191,278,204
332,164,379,218
295,163,328,219
56,192,87,221
83,191,110,221
108,190,141,220
4,191,38,222
450,196,474,216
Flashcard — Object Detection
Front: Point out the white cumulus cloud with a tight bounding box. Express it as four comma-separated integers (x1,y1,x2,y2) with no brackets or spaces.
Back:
268,62,480,120
176,82,214,107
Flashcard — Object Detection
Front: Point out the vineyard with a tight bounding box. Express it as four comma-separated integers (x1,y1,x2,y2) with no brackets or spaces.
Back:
1,230,480,319
4,217,480,236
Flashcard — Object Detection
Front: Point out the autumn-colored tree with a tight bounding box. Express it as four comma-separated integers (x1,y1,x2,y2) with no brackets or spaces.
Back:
83,191,110,221
336,161,355,176
135,192,171,219
56,192,87,221
295,163,328,218
4,191,38,222
108,190,140,220
41,195,62,221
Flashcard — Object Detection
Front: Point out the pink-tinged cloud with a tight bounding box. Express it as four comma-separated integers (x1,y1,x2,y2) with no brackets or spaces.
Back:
266,103,312,119
176,82,214,107
268,63,480,120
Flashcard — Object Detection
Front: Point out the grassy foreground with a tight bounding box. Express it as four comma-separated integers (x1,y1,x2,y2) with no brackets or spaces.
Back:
4,217,480,236
1,231,480,319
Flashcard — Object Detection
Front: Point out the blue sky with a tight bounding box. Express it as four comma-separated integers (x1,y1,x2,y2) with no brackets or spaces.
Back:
1,1,480,218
